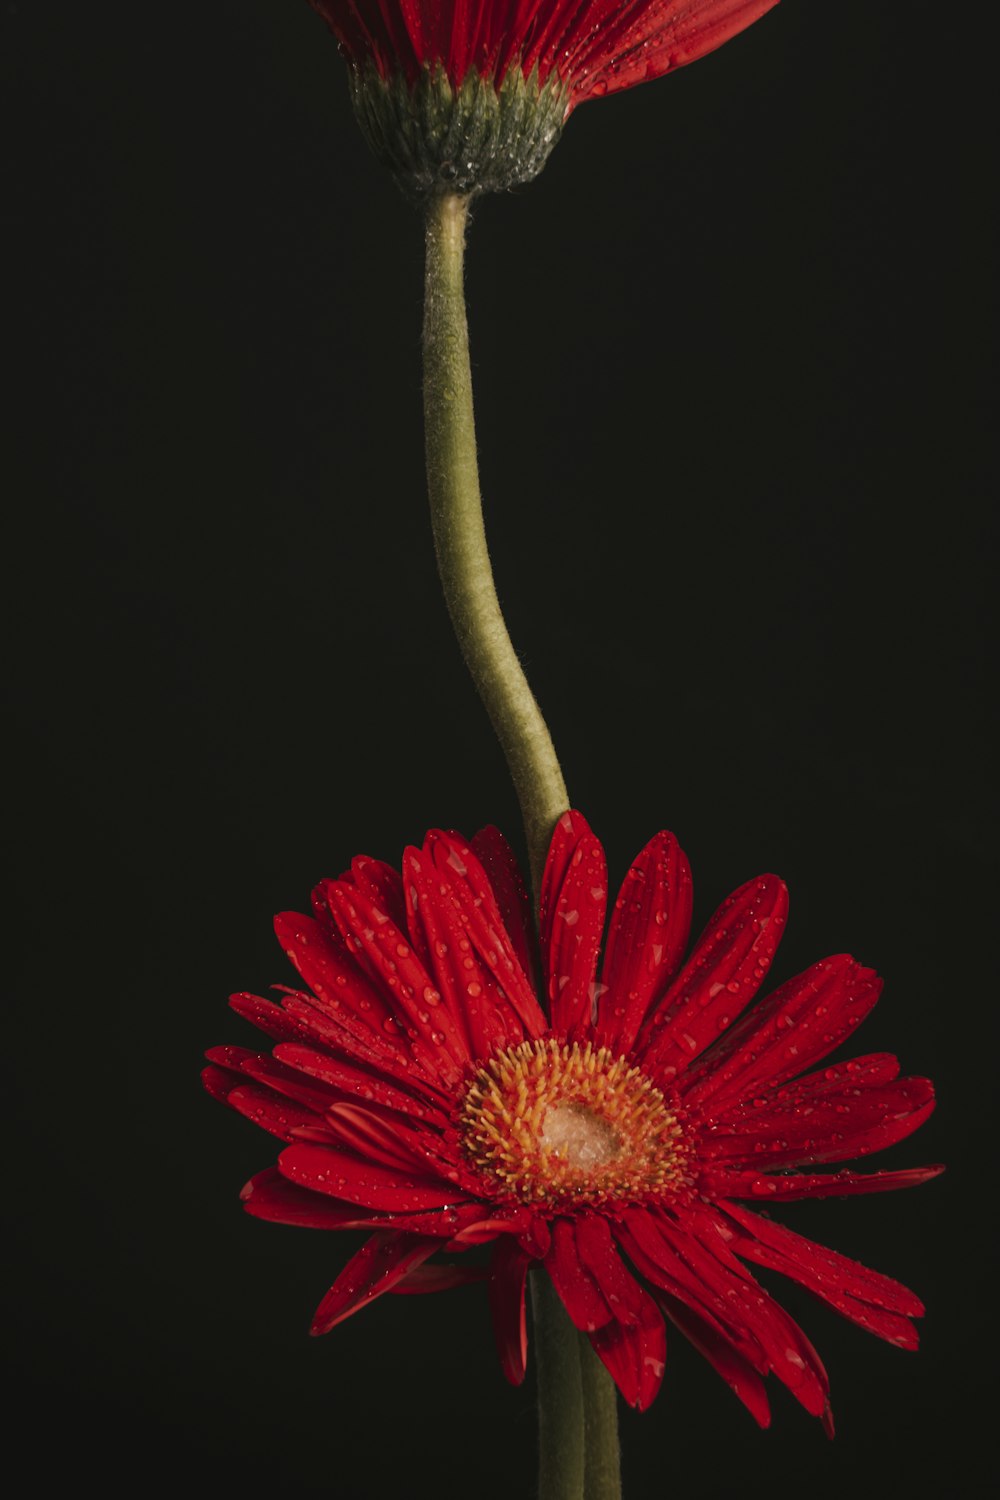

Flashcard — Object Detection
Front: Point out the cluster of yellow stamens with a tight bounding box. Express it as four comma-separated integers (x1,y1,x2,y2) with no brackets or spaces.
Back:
459,1039,690,1207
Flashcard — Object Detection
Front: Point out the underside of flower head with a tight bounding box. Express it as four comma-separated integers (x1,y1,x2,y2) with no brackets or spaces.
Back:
309,1,781,197
205,811,941,1427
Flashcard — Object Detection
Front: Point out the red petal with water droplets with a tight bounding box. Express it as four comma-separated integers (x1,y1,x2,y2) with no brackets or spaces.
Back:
227,1082,331,1143
637,874,788,1082
310,1232,441,1335
271,1042,448,1125
425,830,546,1039
471,824,539,993
717,1202,922,1346
323,1101,473,1190
240,1168,375,1229
722,1201,924,1314
544,1218,613,1333
656,1288,771,1427
652,1209,829,1415
704,1164,946,1200
489,1237,532,1385
699,1074,936,1170
229,990,313,1043
595,829,692,1055
321,880,471,1084
402,842,509,1061
576,1216,666,1409
341,855,407,930
682,955,883,1112
540,810,608,1036
278,1142,470,1212
276,991,446,1103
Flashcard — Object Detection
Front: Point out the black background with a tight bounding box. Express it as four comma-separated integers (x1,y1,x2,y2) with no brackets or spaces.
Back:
6,2,993,1494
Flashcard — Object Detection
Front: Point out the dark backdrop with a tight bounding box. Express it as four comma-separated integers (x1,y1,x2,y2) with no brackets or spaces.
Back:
6,2,993,1495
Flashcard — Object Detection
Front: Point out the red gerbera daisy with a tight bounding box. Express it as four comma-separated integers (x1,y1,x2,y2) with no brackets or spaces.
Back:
310,0,779,110
204,811,941,1429
306,1,780,196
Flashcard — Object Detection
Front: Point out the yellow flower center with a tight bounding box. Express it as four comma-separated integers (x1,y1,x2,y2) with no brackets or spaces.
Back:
459,1039,690,1206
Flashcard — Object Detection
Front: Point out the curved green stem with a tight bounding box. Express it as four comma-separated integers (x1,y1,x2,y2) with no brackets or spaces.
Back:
422,192,568,894
421,192,620,1499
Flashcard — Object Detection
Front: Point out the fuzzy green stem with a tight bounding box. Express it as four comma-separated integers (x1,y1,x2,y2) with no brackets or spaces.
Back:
531,1273,586,1500
580,1334,623,1500
422,192,568,894
422,192,619,1497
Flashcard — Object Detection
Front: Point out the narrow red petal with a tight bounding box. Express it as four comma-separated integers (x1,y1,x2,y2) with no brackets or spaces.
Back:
471,824,539,994
229,990,313,1043
637,874,788,1082
702,1164,946,1200
425,830,547,1039
698,1074,936,1170
595,829,693,1055
489,1237,532,1385
322,880,470,1082
539,810,608,1036
656,1288,771,1427
544,1217,613,1332
239,1167,374,1229
682,955,882,1111
310,1232,440,1335
589,1300,667,1412
721,1201,924,1316
341,855,407,930
278,1142,470,1212
271,1042,448,1125
402,842,509,1061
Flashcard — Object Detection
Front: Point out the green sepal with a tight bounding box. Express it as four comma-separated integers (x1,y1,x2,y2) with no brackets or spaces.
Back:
348,63,569,202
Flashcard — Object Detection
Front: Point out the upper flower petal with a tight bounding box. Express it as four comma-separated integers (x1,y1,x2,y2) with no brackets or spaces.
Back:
471,824,539,994
680,954,883,1112
540,810,609,1036
635,874,788,1081
593,829,692,1055
698,1066,936,1171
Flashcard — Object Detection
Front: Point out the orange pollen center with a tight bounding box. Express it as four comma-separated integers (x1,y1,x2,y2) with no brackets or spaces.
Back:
459,1039,690,1206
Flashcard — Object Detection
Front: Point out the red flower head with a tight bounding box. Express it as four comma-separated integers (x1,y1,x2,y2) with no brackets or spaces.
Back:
306,1,780,197
205,812,941,1429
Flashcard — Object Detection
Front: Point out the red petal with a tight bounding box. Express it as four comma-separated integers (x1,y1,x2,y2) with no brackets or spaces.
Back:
425,830,547,1039
703,1164,945,1200
539,810,608,1036
323,1101,472,1188
276,992,446,1102
341,855,407,930
721,1201,924,1315
543,1217,613,1332
227,1082,330,1142
637,875,788,1082
321,880,470,1083
575,1215,666,1409
656,1288,770,1428
652,1209,829,1415
310,1232,440,1335
717,1202,921,1348
471,824,539,994
229,990,313,1043
278,1142,470,1212
271,1042,448,1125
594,830,693,1055
240,1168,374,1229
402,842,509,1061
698,1074,936,1170
682,955,882,1112
489,1237,532,1385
